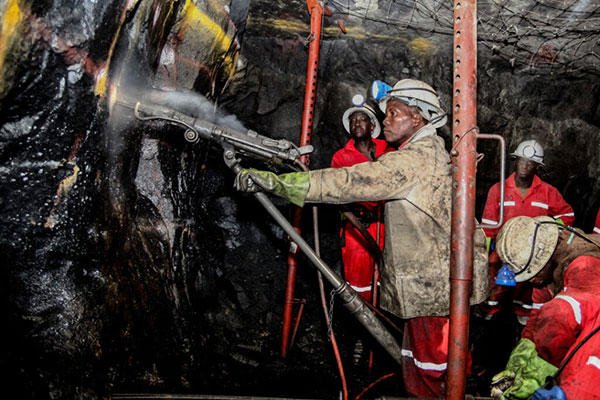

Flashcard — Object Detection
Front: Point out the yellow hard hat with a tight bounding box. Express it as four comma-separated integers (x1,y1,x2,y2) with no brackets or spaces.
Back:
496,216,560,282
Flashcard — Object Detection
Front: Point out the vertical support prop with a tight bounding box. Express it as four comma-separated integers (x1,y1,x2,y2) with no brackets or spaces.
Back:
447,0,477,398
281,0,323,357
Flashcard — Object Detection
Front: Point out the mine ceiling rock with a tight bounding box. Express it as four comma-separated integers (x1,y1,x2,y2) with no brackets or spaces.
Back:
1,0,599,399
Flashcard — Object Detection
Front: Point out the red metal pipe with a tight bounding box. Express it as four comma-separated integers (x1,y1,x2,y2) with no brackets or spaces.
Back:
447,0,478,398
299,0,323,164
280,0,323,357
288,299,306,350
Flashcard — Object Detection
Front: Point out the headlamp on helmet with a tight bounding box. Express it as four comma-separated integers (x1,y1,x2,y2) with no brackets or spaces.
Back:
371,81,392,101
352,94,366,107
510,140,545,166
495,264,517,286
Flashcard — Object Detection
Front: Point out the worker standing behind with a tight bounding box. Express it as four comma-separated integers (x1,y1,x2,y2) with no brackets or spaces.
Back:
331,94,391,302
594,208,600,234
489,216,600,399
480,140,574,324
234,79,489,398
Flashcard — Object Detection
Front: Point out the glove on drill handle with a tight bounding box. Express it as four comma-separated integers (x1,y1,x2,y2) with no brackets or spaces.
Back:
234,168,310,207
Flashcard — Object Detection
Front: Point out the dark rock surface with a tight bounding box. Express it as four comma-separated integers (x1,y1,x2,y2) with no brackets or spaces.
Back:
1,1,599,399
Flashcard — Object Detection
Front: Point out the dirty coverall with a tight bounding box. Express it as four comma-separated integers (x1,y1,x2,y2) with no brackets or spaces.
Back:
331,138,391,301
481,173,574,322
532,254,600,399
307,124,489,397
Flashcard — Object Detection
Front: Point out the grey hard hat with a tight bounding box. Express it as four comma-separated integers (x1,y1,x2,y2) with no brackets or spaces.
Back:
496,215,560,282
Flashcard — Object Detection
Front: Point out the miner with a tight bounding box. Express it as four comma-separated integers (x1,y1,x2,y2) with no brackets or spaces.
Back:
480,139,575,324
234,79,489,397
332,94,391,303
489,215,600,399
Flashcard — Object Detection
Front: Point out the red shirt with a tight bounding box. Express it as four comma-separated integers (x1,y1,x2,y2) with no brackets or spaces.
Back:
481,173,574,239
331,138,392,209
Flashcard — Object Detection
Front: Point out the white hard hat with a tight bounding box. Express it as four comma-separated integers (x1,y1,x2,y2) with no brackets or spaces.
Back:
376,79,447,129
342,94,381,138
511,139,544,166
496,216,560,282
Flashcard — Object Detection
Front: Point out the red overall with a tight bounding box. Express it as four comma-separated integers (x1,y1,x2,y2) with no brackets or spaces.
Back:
331,138,391,302
401,316,466,397
481,173,574,321
594,208,600,234
532,255,600,399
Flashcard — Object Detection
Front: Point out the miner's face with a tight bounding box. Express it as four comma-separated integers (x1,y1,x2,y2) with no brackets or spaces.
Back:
349,111,373,140
383,100,423,148
515,157,540,180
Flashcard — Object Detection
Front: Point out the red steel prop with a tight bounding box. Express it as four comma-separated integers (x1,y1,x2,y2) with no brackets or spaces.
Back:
281,0,323,357
447,0,478,398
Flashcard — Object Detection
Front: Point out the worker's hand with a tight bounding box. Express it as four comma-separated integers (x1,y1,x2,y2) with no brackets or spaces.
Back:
490,338,558,399
234,168,310,207
531,386,566,400
490,370,515,398
234,168,263,193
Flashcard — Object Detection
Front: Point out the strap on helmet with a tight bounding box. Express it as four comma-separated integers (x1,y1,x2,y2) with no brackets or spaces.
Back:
516,221,600,278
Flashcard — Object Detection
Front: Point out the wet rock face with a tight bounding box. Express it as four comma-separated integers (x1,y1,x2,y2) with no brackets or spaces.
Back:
1,0,600,399
2,1,245,398
1,1,349,399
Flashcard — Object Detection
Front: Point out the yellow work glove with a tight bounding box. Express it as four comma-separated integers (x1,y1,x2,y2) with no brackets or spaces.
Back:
490,370,516,398
490,338,557,399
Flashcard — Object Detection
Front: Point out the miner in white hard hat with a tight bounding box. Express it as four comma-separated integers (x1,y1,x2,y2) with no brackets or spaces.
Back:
234,78,489,397
333,94,391,304
479,139,575,325
334,94,391,366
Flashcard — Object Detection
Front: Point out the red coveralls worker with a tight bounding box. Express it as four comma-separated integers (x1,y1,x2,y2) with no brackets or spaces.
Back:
492,216,600,398
533,255,600,400
331,96,392,301
594,208,600,234
516,224,600,341
481,140,574,322
234,79,489,398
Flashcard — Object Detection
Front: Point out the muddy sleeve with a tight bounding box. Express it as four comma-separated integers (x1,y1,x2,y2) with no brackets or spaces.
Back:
306,149,423,204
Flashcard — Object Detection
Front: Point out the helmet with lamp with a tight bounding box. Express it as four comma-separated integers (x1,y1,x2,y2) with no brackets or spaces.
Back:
371,79,448,129
495,215,560,284
511,139,545,166
342,94,381,138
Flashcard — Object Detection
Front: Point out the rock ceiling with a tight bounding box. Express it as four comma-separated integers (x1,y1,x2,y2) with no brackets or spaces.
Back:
244,0,600,77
